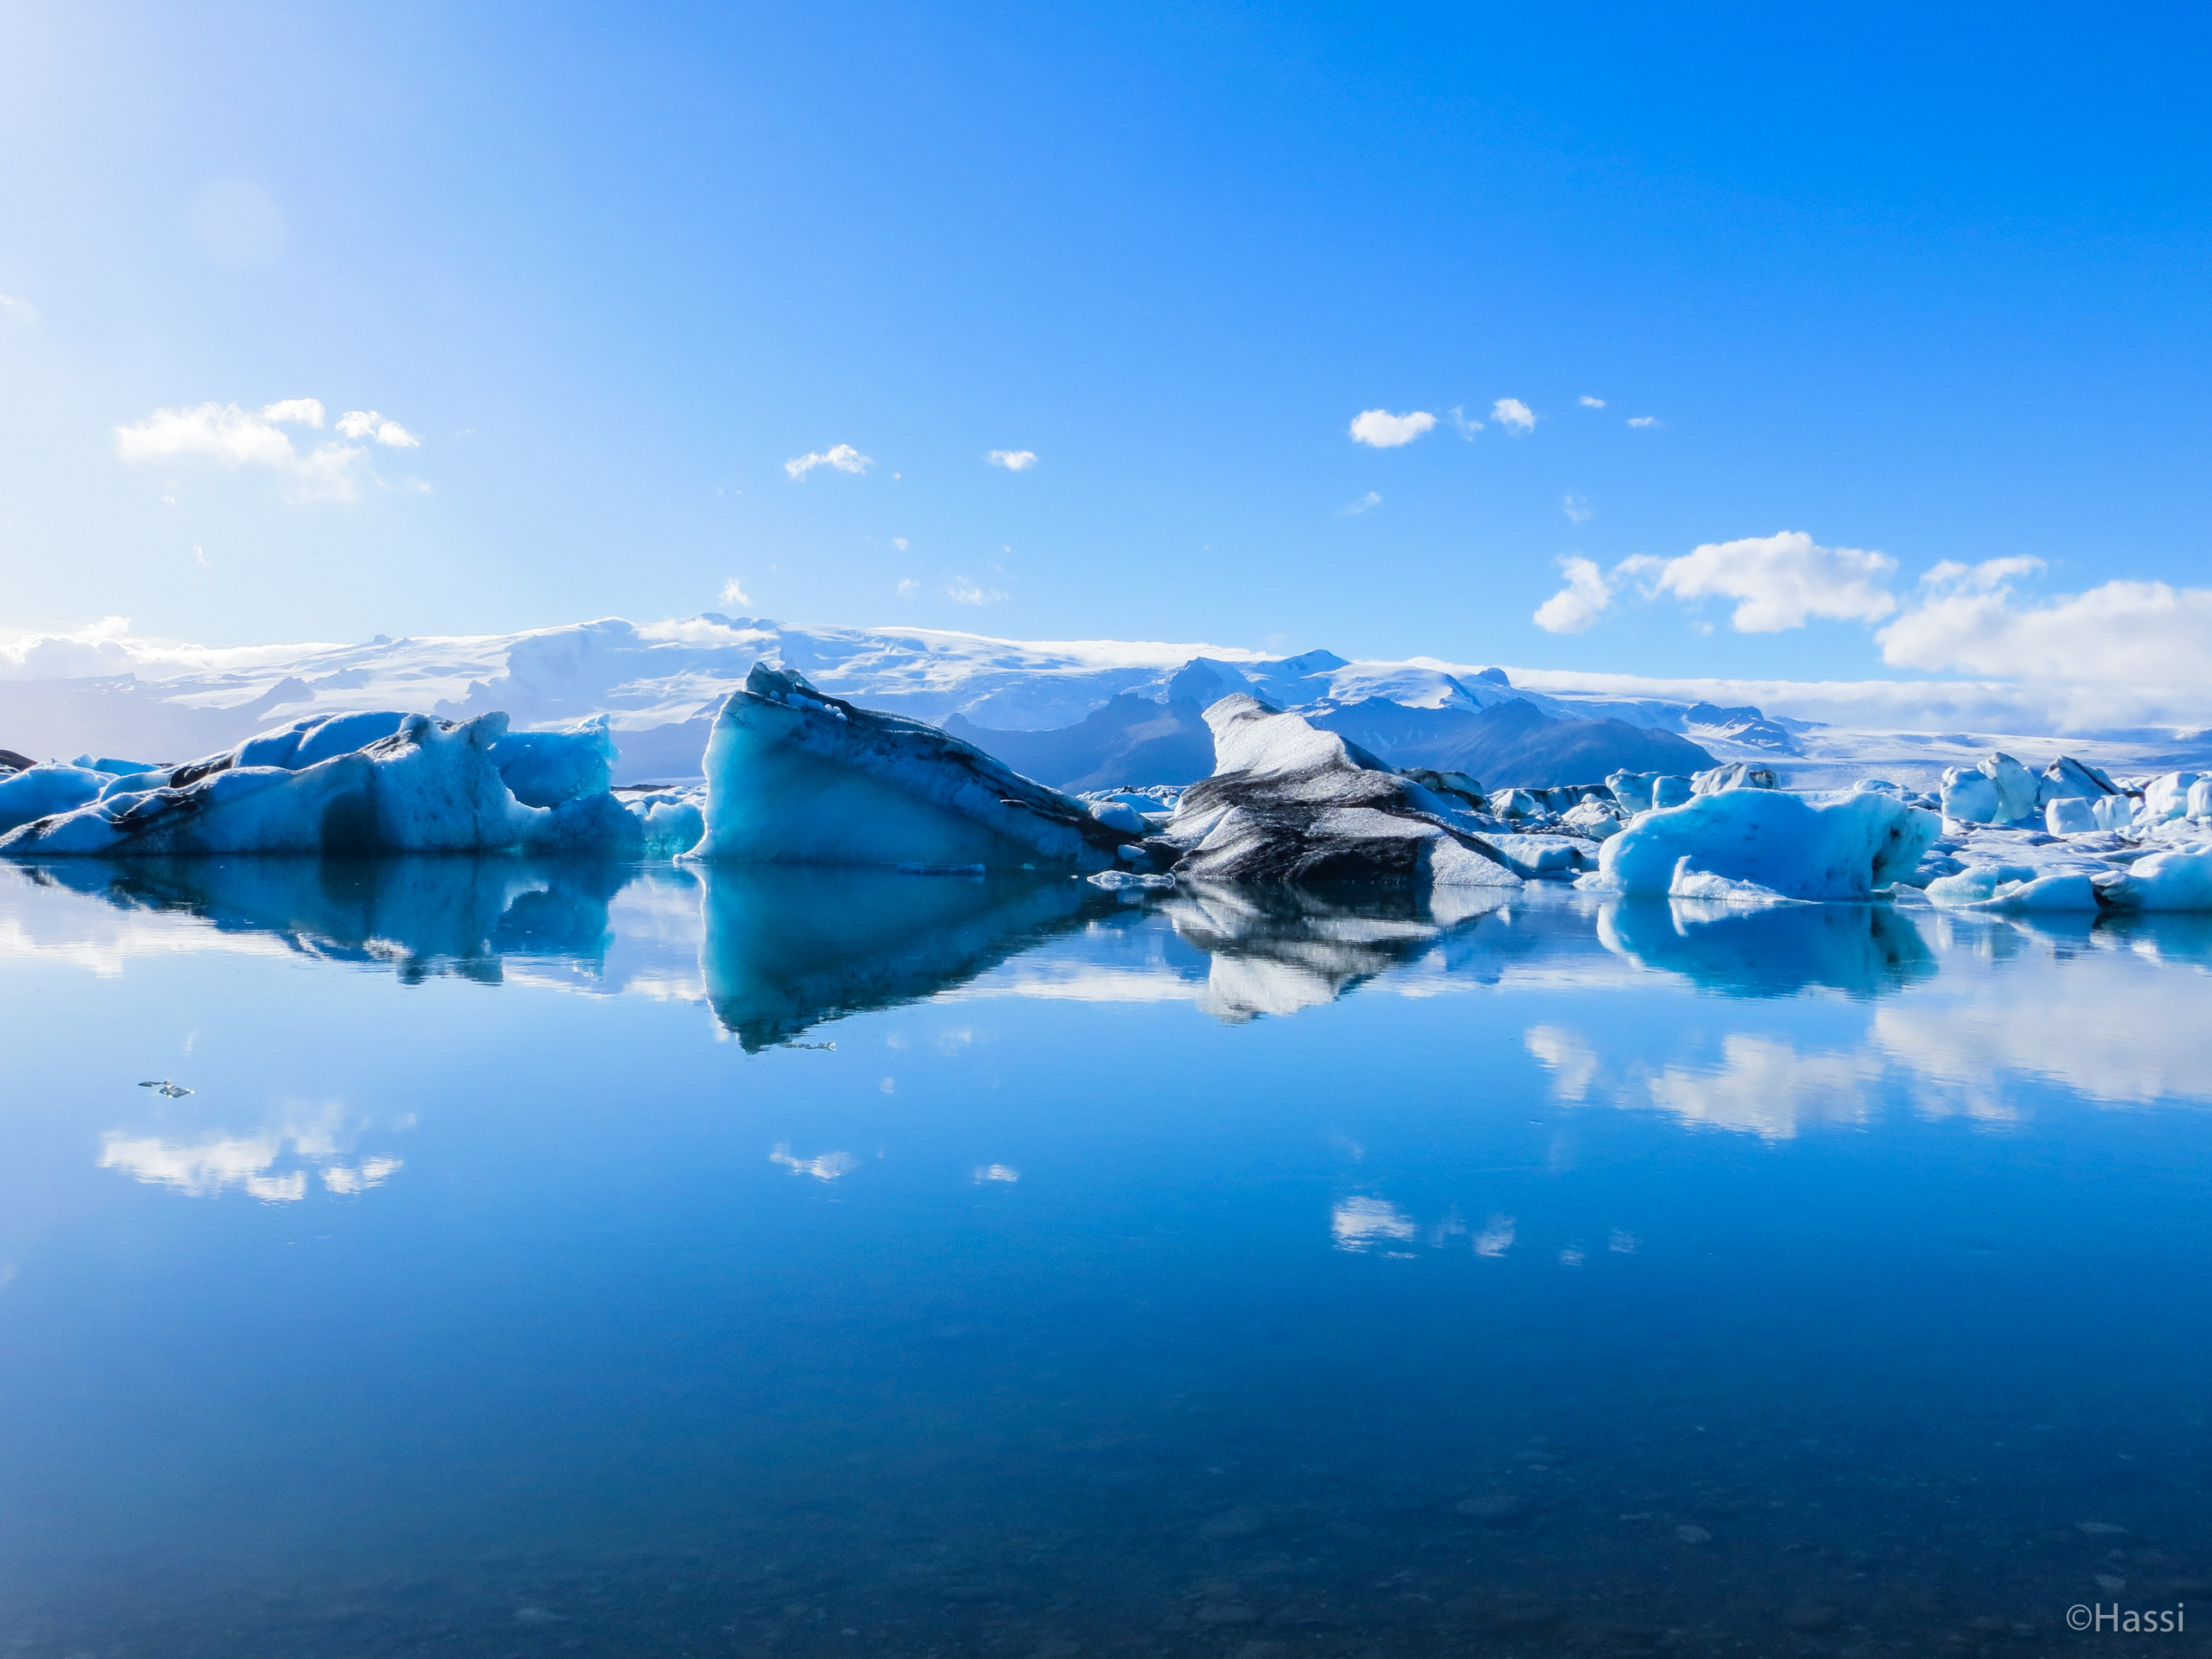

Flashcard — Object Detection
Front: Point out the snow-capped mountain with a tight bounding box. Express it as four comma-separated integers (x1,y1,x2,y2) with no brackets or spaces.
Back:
3,613,2206,790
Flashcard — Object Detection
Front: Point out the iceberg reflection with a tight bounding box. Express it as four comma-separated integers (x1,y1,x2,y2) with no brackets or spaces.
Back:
1165,881,1512,1023
1597,897,1936,998
699,868,1112,1050
19,855,632,983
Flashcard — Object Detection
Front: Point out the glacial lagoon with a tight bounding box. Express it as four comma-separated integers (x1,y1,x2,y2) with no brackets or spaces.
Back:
3,859,2211,1657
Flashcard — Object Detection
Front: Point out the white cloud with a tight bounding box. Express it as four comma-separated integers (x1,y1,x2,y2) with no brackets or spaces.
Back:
1561,493,1593,524
1490,397,1536,435
892,537,909,552
1446,406,1482,438
1533,556,1614,634
1642,530,1897,632
720,578,750,606
986,448,1038,471
1626,416,1660,429
1348,409,1435,448
1578,395,1605,409
896,578,919,598
1,293,40,326
946,576,1008,604
785,443,872,480
112,399,385,502
336,409,421,448
1339,490,1382,516
1878,560,2212,686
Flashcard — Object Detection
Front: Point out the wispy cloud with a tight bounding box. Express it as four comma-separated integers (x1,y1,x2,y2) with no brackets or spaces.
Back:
785,443,872,480
1,293,41,326
986,448,1038,471
720,577,750,606
1626,416,1660,429
1578,395,1606,409
1446,406,1483,439
945,575,1008,604
896,578,919,598
1491,397,1536,435
1348,409,1435,448
1533,556,1613,633
1339,490,1382,516
1561,493,1593,524
112,397,418,504
335,410,421,448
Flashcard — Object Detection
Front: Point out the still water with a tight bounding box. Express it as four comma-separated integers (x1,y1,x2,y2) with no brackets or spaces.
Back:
3,858,2210,1657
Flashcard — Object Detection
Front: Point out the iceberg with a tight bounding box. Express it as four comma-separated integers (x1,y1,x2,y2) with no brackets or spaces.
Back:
1605,771,1694,815
689,665,1144,872
1690,762,1780,795
0,712,645,857
1589,788,1940,902
2097,843,2212,912
1160,696,1522,891
0,763,111,835
2139,771,2206,825
1939,752,2042,825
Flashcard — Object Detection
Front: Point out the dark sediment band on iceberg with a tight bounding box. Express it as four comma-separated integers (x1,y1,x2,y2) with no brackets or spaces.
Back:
1158,696,1524,891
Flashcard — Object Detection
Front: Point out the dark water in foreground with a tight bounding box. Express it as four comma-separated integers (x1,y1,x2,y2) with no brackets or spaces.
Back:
3,858,2212,1659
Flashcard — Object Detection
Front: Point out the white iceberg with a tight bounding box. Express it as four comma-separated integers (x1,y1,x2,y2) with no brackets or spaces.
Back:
2138,771,2206,825
688,665,1141,872
1604,770,1695,815
1588,787,1939,902
2096,842,2212,912
1162,696,1522,890
1939,752,2041,825
1690,762,1779,795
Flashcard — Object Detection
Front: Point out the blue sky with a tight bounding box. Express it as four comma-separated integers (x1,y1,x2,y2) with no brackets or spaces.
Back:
3,0,2209,690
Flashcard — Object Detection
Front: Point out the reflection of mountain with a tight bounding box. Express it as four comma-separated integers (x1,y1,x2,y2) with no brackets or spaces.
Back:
700,868,1122,1050
1165,881,1512,1022
22,855,629,983
1599,898,1936,998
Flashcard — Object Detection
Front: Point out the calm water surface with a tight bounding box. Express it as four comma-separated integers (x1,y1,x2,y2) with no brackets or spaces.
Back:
3,858,2211,1658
